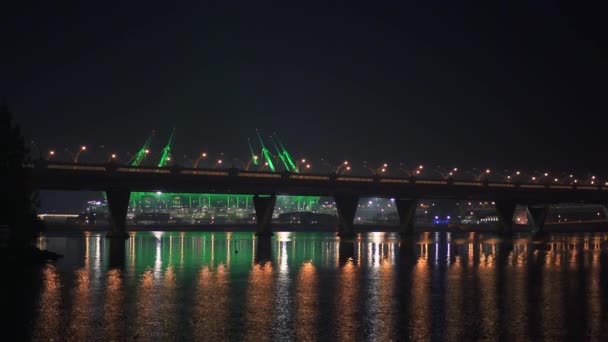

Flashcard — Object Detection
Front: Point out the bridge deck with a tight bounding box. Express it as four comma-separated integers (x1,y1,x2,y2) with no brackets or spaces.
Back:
30,162,608,203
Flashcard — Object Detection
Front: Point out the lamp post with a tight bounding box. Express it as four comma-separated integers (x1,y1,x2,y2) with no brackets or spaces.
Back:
400,163,424,179
468,168,491,182
365,162,388,176
185,152,208,168
335,161,350,174
243,155,259,171
296,158,311,172
435,166,458,180
67,145,87,163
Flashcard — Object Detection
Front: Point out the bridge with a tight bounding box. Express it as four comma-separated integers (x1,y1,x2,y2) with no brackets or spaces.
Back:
30,161,608,239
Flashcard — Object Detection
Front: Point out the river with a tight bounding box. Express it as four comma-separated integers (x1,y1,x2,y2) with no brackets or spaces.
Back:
4,231,608,341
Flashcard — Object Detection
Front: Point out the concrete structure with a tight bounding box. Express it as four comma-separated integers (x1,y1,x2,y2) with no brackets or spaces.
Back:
31,162,608,238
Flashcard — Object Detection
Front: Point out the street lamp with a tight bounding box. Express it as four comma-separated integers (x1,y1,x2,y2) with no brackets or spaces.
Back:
47,150,55,160
365,162,388,176
184,152,208,168
243,155,259,171
195,152,207,168
400,163,424,179
67,145,87,163
435,166,458,180
468,168,491,181
336,161,349,174
296,158,309,171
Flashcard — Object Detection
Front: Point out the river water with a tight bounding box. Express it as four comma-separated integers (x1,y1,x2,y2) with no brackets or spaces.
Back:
5,231,608,341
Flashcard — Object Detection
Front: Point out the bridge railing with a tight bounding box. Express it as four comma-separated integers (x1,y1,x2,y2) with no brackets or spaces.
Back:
29,161,608,192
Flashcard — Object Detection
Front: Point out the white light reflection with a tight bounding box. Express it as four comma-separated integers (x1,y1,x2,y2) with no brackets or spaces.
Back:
434,232,440,266
153,231,163,277
274,238,292,335
93,235,101,279
447,232,451,266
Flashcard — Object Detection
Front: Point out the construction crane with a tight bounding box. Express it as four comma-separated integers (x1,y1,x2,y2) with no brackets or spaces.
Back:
273,133,298,173
271,134,291,172
129,131,154,166
158,128,175,167
256,129,276,172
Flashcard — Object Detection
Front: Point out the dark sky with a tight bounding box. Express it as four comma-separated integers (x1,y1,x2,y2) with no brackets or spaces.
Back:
2,1,607,174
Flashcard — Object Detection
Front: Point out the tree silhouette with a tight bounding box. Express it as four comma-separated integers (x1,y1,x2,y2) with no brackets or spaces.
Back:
0,105,40,249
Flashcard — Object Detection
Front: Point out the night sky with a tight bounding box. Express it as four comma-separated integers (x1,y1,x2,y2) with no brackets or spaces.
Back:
3,2,607,173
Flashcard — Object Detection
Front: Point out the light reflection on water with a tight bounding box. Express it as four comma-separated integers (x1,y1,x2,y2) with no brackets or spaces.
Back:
7,231,608,340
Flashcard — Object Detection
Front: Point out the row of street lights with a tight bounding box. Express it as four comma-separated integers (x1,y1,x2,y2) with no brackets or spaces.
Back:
46,146,88,163
40,147,607,186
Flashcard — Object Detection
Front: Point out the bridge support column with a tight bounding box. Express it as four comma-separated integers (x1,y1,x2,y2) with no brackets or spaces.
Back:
106,189,131,239
253,194,276,236
334,194,359,238
395,199,418,237
528,205,550,235
495,200,518,236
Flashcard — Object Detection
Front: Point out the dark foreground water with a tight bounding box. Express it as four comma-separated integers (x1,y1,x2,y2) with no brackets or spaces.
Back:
4,231,608,341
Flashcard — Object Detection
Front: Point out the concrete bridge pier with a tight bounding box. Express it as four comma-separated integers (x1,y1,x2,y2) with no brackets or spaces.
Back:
253,194,276,236
106,189,131,239
334,194,359,238
395,199,418,237
527,205,550,235
495,200,518,236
